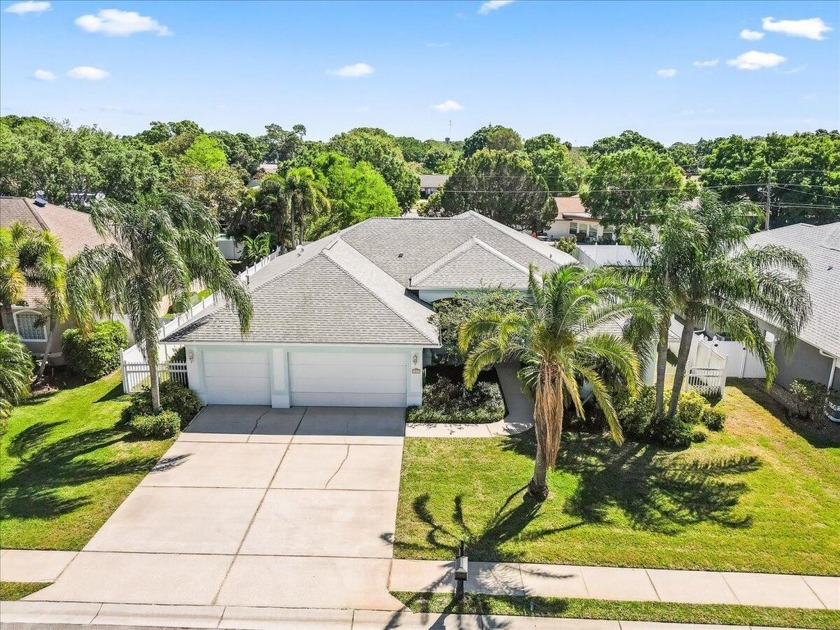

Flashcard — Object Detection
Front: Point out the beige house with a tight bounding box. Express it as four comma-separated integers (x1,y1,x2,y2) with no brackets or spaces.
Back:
546,195,615,242
0,196,110,361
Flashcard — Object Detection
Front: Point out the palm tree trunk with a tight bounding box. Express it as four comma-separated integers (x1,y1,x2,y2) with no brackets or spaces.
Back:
36,321,58,382
654,314,670,416
668,315,695,417
528,446,549,500
1,304,15,335
145,337,161,412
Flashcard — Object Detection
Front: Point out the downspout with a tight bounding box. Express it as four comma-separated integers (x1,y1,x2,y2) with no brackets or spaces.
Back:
819,350,838,391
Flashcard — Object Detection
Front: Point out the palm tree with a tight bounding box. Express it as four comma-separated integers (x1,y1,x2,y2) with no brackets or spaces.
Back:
458,265,639,500
0,331,33,420
68,192,253,412
0,223,68,381
621,208,706,416
284,167,329,246
667,192,810,417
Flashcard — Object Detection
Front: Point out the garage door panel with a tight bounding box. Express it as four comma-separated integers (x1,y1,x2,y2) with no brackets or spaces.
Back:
288,350,407,408
203,349,271,405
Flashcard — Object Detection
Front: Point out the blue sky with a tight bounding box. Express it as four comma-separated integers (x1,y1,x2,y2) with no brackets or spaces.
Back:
1,1,838,144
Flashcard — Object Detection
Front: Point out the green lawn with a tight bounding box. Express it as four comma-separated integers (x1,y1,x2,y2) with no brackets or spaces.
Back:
395,379,840,574
393,593,840,630
0,582,49,601
0,372,173,550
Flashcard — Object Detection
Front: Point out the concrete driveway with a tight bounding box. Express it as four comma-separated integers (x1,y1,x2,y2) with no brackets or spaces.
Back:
30,405,406,611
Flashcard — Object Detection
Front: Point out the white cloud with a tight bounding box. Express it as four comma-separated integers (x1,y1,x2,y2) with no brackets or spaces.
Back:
432,100,464,112
327,62,374,78
33,69,55,80
693,59,719,68
4,1,50,14
478,0,514,15
762,17,832,41
727,51,786,70
75,9,171,36
740,29,765,40
67,66,110,80
656,68,677,78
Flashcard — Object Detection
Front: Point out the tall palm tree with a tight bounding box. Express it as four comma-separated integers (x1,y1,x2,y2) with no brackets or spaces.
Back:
667,192,810,417
0,331,33,420
621,208,706,416
0,223,68,381
284,167,329,246
68,192,253,411
459,265,639,500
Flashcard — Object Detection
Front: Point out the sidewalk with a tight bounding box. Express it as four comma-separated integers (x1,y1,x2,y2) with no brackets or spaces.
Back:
406,363,534,437
389,559,840,611
0,601,826,629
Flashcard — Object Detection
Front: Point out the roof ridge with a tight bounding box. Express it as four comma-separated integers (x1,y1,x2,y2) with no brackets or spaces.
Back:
323,244,439,345
464,210,561,265
21,198,49,231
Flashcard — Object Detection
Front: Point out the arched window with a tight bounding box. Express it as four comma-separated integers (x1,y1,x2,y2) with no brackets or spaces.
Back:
13,310,48,342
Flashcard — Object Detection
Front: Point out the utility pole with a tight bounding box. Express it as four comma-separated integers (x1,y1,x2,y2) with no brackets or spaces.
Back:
765,170,772,231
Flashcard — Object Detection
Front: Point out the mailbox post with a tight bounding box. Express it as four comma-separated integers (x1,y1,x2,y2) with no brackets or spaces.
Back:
454,540,468,600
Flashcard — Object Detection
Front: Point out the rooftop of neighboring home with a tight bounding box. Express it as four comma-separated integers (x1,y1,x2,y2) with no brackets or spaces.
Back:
747,221,840,358
164,211,576,346
0,196,109,306
553,195,596,222
419,174,449,189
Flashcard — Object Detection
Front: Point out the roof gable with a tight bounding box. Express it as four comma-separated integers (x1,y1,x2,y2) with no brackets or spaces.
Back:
410,238,531,289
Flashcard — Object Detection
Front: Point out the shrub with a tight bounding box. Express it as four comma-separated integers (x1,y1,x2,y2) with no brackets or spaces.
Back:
62,321,128,379
122,380,202,428
128,410,180,439
407,374,505,424
675,390,708,425
692,427,709,443
617,385,656,439
554,236,577,254
648,412,694,448
702,407,726,431
789,379,828,421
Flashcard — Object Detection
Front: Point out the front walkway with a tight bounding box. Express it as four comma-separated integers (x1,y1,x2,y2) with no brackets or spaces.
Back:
405,363,534,437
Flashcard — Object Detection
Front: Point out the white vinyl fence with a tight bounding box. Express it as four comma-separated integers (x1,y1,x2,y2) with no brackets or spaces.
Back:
120,250,280,393
666,318,728,397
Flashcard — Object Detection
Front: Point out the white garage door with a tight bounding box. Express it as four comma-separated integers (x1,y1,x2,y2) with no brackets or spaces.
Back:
289,351,407,407
202,349,271,405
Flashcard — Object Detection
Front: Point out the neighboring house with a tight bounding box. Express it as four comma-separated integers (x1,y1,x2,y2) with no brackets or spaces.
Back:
576,244,639,269
0,196,110,359
420,174,448,199
746,222,840,392
162,211,575,408
546,196,615,242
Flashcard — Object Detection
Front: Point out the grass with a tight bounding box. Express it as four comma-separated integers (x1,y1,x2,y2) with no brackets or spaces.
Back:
0,371,173,550
395,379,840,574
392,592,840,629
0,582,49,601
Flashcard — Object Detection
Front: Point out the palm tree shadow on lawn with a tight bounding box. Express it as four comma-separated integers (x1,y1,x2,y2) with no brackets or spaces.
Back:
397,430,760,561
1,422,161,522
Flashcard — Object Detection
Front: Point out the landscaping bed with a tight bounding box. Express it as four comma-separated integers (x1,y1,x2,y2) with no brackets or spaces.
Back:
395,379,840,574
0,371,174,550
406,365,507,424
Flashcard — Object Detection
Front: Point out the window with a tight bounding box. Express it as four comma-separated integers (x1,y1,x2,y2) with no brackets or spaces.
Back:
14,311,47,341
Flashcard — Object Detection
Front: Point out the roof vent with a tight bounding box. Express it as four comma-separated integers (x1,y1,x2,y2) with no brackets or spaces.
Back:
34,191,47,207
397,253,404,258
297,244,304,256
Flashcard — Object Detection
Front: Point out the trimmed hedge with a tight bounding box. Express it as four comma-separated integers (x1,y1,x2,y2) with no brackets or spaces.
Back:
62,321,128,379
128,410,180,439
122,380,202,428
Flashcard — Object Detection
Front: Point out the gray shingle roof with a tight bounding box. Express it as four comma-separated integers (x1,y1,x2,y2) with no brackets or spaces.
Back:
163,211,578,347
420,174,449,189
747,222,840,357
410,238,531,289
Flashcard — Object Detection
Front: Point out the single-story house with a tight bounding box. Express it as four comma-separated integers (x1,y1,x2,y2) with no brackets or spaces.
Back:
163,211,575,408
420,174,449,199
546,196,615,242
0,196,110,360
746,222,840,392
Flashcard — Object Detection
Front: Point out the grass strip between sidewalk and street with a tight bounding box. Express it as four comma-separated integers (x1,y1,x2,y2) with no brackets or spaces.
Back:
392,591,840,629
0,582,50,601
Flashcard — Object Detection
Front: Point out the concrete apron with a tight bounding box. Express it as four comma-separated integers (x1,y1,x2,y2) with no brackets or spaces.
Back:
25,405,407,612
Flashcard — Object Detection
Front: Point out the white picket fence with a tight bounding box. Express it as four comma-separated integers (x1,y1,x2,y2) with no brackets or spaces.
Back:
666,319,728,397
120,249,281,393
